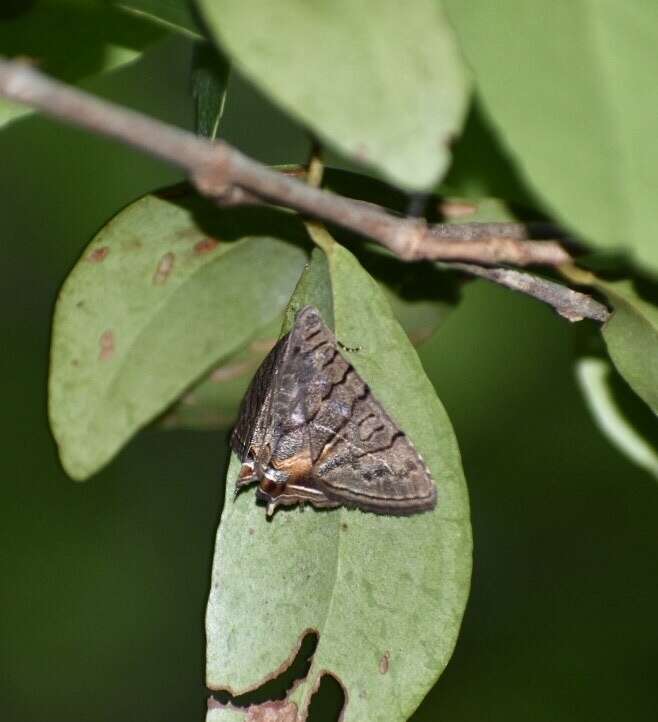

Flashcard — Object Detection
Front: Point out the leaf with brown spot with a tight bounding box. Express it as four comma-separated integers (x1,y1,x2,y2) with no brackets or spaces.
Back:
152,251,175,285
98,330,115,362
87,246,109,263
206,230,471,721
49,191,308,479
195,238,221,255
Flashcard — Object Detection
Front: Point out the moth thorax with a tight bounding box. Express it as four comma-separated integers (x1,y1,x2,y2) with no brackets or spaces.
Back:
263,465,289,484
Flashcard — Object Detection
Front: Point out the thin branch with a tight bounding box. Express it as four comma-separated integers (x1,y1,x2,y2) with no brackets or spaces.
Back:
442,262,610,323
0,57,570,265
0,57,606,321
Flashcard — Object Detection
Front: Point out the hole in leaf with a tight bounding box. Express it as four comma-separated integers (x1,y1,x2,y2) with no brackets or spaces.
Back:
210,630,318,708
307,673,346,722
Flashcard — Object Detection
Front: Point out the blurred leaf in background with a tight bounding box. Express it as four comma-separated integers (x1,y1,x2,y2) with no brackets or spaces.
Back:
196,0,470,190
112,0,203,38
0,0,163,126
576,355,658,479
444,0,658,275
191,41,230,139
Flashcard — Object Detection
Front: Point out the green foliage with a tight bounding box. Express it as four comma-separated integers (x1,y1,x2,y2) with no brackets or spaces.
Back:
162,270,454,433
599,279,658,414
576,356,658,478
161,315,282,430
49,191,308,479
3,2,658,721
206,234,471,722
0,0,162,127
113,0,203,38
196,0,470,190
444,0,658,275
192,42,230,139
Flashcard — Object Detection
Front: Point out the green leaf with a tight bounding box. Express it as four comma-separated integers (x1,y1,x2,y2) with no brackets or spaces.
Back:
49,189,308,479
206,228,471,721
440,97,538,208
160,316,281,430
0,0,163,128
165,167,463,433
162,269,455,432
444,0,658,275
192,43,230,140
113,0,203,38
598,279,658,414
162,253,456,430
576,356,658,479
196,0,470,191
167,236,459,432
357,248,459,347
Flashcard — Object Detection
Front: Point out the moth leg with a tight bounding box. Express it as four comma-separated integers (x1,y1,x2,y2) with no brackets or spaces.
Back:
234,461,259,501
257,479,340,517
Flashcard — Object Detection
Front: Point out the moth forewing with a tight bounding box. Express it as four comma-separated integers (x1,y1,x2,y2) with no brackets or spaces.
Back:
231,305,437,516
230,334,286,462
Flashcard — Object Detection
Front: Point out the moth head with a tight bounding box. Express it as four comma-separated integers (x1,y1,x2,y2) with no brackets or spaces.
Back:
255,477,287,518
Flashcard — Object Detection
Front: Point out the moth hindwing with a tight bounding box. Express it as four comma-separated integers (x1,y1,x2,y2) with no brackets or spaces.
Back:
231,305,437,517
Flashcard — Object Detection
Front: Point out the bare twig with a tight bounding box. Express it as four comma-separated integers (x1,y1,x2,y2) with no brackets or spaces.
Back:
443,262,610,323
0,57,569,263
0,57,606,321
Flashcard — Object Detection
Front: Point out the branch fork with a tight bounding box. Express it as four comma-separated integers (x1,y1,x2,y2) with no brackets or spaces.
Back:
0,56,609,323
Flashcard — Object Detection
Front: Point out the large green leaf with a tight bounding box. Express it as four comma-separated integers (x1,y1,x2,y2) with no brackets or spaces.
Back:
0,0,163,128
598,279,658,414
160,316,281,430
444,1,658,276
164,167,462,433
196,0,470,191
162,270,454,432
206,228,471,721
49,189,308,479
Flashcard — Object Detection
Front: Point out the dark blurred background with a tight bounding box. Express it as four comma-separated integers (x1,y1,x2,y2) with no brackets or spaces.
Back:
1,37,656,722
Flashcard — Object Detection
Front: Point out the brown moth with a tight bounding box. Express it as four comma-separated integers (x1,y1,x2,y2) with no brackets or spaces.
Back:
231,305,437,517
